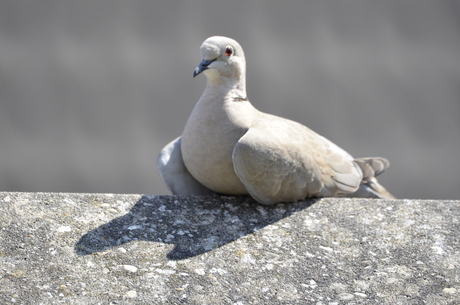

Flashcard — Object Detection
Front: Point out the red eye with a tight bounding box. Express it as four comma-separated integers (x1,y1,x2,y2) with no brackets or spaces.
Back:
225,46,233,56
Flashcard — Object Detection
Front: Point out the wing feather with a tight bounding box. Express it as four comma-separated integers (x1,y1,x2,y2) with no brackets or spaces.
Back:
232,113,366,204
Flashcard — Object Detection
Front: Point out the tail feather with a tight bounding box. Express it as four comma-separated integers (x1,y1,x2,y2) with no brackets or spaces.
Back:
347,157,395,199
344,177,396,199
354,157,390,183
366,177,396,199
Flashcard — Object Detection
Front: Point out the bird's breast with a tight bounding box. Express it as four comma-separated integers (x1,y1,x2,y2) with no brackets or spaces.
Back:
181,100,254,194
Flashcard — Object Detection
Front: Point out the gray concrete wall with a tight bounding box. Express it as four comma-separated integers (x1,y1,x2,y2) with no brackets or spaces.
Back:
1,192,459,304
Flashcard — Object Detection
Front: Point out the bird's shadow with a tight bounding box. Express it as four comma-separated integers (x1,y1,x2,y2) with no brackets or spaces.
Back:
75,195,318,260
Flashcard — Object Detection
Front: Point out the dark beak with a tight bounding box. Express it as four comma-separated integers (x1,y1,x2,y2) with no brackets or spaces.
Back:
193,58,217,77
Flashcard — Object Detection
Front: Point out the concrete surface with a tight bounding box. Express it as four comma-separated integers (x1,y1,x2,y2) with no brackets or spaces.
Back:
1,192,459,304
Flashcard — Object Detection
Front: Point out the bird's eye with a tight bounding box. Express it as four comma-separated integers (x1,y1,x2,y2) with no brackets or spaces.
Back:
225,46,233,57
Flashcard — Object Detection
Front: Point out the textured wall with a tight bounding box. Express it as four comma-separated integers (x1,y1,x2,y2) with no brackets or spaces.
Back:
1,1,459,199
1,193,460,303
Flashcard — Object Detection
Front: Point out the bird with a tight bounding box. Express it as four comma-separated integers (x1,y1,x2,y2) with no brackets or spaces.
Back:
158,36,394,205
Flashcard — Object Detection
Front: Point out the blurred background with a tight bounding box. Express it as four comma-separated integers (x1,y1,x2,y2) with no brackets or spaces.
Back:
0,1,459,199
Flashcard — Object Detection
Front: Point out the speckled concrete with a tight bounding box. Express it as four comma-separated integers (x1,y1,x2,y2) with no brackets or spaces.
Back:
1,192,459,304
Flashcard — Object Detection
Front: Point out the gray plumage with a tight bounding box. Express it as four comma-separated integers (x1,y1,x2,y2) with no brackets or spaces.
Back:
158,36,394,204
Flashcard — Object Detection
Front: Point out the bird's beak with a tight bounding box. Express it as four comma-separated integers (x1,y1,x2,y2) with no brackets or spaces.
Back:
193,58,217,77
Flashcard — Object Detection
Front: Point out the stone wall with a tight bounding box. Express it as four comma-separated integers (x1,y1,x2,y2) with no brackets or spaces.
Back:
1,192,459,304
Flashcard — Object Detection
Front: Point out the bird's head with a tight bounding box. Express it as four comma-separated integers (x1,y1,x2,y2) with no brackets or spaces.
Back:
193,36,246,86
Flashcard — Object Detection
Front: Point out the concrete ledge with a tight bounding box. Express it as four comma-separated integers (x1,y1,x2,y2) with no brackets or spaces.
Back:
1,192,459,304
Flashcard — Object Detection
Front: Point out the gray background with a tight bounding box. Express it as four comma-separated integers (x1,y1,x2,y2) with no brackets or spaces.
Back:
0,1,459,199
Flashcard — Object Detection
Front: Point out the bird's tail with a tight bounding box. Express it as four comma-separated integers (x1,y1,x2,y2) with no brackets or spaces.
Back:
353,157,389,183
344,177,396,199
346,157,396,199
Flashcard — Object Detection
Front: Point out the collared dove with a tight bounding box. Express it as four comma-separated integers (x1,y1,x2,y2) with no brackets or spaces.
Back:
158,36,394,204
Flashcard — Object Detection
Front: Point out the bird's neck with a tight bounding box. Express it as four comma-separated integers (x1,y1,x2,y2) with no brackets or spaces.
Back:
204,74,247,102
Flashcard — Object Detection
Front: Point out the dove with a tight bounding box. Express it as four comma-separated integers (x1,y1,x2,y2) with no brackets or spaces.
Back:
158,36,394,204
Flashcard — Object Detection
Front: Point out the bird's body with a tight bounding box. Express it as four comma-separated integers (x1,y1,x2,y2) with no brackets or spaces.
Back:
158,36,394,204
181,91,253,195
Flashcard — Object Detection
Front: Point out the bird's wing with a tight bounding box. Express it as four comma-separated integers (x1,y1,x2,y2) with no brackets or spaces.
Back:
158,136,215,196
232,114,363,204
